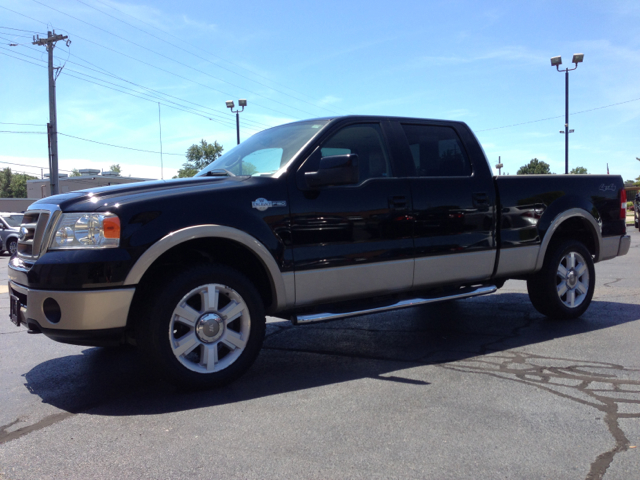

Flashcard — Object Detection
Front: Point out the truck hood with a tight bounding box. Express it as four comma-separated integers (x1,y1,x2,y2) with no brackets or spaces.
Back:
29,176,249,213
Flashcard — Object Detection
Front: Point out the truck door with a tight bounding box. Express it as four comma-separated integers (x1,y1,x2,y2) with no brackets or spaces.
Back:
288,121,414,306
392,121,497,288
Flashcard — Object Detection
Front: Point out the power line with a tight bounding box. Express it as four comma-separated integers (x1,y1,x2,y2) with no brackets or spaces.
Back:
58,132,184,156
0,130,46,134
0,122,46,126
0,160,73,173
0,37,271,130
0,25,46,34
91,0,346,115
0,6,276,123
0,49,48,69
75,0,346,116
29,0,324,120
0,45,264,132
62,57,273,130
476,97,640,132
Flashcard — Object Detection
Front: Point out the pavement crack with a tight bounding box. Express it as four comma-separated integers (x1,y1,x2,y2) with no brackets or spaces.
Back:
477,313,535,355
0,412,73,445
439,351,640,480
603,278,622,288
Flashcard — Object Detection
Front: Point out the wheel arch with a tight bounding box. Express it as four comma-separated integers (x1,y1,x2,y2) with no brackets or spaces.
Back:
535,208,602,271
124,225,290,315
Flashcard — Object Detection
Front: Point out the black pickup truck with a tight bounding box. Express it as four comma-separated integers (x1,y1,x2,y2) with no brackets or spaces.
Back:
8,115,630,388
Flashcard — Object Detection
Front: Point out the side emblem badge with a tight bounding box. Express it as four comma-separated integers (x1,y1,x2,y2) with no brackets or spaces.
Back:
252,198,287,212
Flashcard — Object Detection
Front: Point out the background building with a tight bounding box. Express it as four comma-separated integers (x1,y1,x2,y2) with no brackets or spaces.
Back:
27,169,154,199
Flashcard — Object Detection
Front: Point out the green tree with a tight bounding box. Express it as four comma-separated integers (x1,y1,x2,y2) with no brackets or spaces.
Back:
0,168,14,197
109,164,122,175
175,140,223,178
70,168,81,177
570,166,588,174
517,158,553,175
10,173,36,198
0,168,37,198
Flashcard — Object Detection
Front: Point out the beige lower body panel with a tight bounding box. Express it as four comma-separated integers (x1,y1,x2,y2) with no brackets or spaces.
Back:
413,250,496,288
495,245,540,277
10,281,135,330
295,259,414,306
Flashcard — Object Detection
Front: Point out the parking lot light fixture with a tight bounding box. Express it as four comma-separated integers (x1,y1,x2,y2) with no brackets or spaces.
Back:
226,99,247,145
551,53,584,174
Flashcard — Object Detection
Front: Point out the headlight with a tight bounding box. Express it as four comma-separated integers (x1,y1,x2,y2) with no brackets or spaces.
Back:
50,213,120,250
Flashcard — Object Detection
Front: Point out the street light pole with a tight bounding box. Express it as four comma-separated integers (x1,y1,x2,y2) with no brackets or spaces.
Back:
564,67,569,174
225,99,247,145
550,54,583,174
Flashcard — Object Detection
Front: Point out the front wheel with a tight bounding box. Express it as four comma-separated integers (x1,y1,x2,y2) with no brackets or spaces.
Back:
527,240,595,319
137,264,266,389
7,239,17,256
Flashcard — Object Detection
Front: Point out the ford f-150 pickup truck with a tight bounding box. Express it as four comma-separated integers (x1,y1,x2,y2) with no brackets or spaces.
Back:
8,115,631,388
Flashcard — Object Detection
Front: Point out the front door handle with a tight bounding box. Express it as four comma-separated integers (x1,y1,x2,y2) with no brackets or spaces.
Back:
472,192,489,210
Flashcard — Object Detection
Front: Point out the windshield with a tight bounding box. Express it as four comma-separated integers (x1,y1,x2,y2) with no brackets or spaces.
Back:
1,215,23,227
197,120,330,177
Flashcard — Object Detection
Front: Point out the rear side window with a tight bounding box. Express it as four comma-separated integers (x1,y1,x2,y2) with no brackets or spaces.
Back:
401,124,472,177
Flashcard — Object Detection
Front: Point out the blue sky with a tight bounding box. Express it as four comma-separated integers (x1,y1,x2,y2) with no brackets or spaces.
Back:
0,0,639,181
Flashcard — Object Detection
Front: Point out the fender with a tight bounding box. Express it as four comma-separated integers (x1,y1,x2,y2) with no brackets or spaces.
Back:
123,224,291,311
534,207,602,271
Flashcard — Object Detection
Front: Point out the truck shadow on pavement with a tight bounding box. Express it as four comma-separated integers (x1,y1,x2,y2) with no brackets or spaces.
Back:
12,293,640,479
21,293,640,416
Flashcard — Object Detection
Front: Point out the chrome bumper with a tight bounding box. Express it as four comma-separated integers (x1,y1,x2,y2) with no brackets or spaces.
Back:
9,281,135,331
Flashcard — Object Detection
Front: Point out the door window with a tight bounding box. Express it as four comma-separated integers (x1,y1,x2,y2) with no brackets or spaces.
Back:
320,124,392,181
401,124,472,177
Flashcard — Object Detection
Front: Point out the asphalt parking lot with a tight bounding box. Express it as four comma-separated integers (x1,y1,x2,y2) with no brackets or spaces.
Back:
1,231,639,480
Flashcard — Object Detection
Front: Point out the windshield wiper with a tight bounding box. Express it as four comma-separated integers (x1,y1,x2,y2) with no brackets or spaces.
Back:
204,168,236,177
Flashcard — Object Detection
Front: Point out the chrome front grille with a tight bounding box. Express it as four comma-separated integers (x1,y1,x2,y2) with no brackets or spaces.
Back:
17,205,60,261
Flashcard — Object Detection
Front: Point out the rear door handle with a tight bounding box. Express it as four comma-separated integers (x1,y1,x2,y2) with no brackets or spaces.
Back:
388,195,408,211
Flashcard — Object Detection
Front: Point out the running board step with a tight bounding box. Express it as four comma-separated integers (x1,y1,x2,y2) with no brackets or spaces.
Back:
292,285,497,325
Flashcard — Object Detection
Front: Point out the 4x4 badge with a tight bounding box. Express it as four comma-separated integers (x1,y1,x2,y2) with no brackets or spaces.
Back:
252,198,287,212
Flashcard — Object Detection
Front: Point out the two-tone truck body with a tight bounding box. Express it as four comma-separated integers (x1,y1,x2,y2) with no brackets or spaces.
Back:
8,116,630,387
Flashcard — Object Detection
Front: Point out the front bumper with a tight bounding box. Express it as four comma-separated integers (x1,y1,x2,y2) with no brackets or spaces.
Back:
9,281,135,346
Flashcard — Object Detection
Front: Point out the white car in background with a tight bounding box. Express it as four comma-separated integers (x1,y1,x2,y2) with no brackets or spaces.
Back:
0,213,24,256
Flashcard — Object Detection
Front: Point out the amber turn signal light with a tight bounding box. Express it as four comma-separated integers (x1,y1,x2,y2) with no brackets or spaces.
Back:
103,216,121,239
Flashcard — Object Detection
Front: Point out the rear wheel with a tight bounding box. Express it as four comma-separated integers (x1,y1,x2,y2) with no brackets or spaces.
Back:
527,240,595,319
137,264,266,389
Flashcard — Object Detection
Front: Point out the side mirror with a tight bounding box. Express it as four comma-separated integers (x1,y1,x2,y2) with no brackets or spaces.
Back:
304,154,359,188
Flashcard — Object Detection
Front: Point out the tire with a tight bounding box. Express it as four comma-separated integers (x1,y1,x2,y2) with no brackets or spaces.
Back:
527,240,595,319
7,239,17,256
136,264,266,389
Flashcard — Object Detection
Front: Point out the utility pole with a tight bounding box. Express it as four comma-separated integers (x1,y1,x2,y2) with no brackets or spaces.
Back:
33,31,68,196
495,156,504,176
